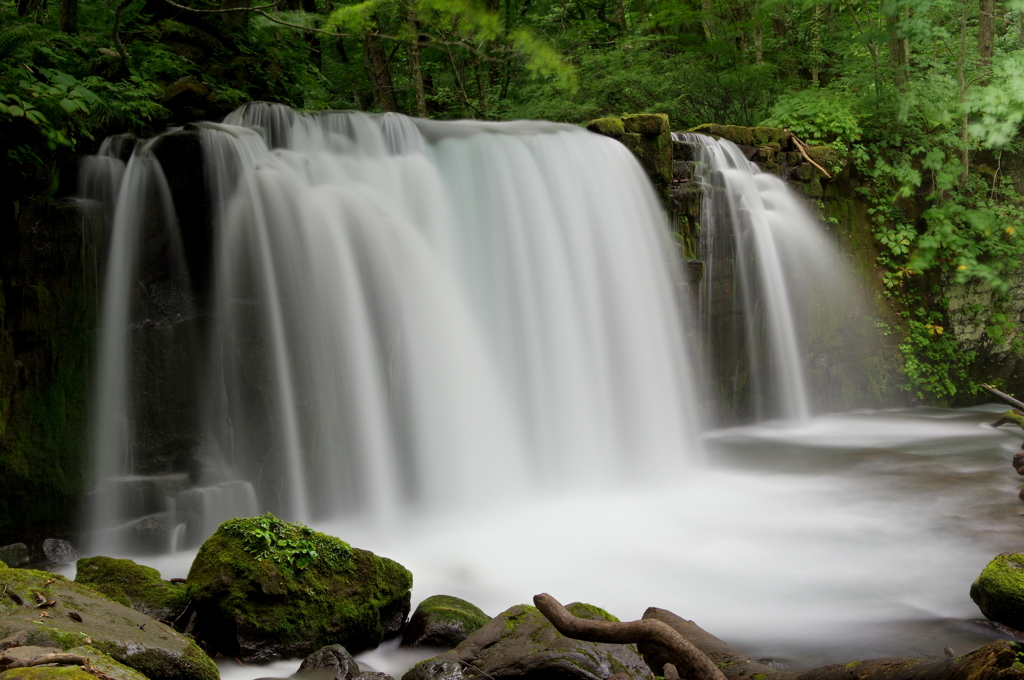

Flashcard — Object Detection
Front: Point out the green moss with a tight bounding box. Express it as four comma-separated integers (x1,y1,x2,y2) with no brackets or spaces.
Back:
414,595,489,631
91,640,218,680
188,516,412,658
66,645,149,680
0,669,97,680
75,556,188,619
971,553,1024,629
622,113,669,135
564,602,619,623
586,117,625,137
687,124,788,148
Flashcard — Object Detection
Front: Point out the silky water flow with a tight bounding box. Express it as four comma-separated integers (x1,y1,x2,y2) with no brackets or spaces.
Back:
78,109,1024,675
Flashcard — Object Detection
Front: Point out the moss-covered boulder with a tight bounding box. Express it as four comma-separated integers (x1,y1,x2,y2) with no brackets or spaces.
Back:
0,562,217,680
971,552,1024,629
74,556,188,623
586,114,672,202
65,645,149,680
401,596,489,650
402,603,650,680
187,513,413,662
687,124,789,149
0,669,97,680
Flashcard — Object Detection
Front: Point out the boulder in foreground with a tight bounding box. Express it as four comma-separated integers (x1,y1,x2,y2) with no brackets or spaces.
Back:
0,562,216,680
403,602,651,680
187,513,413,662
401,595,489,649
74,556,188,622
971,552,1024,629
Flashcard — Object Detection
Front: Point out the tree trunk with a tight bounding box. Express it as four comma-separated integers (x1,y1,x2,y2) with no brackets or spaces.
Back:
58,0,77,33
886,10,908,88
408,6,427,117
363,32,399,112
753,18,763,64
979,0,995,77
958,0,969,186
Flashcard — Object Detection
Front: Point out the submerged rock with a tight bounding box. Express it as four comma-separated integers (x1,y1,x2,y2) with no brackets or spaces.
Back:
971,552,1024,629
401,595,489,649
402,603,651,680
298,644,360,680
0,562,216,680
74,556,188,622
187,513,413,662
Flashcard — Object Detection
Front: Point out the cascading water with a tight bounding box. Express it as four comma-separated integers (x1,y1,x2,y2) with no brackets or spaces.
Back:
79,112,1024,673
83,103,698,553
676,133,874,424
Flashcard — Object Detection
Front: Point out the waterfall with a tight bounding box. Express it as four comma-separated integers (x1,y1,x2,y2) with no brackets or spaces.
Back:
83,104,699,553
677,133,868,424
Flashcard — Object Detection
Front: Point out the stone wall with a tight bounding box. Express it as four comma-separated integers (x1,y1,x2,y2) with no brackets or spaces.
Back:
0,197,97,548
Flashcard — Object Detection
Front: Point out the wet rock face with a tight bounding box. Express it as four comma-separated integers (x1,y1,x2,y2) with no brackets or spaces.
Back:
0,562,217,680
971,552,1024,629
186,514,412,663
403,603,652,680
0,545,29,569
401,595,490,650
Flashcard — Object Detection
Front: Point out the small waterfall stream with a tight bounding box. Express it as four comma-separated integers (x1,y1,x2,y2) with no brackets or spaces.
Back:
677,133,869,425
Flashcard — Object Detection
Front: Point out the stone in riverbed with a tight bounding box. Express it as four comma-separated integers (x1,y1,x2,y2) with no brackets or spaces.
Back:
1013,449,1024,475
971,552,1024,629
402,602,651,680
401,595,489,649
42,540,78,566
0,562,216,680
187,513,412,662
74,556,188,622
299,644,361,680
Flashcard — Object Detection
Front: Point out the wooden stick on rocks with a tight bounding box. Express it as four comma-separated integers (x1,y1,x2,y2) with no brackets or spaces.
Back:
532,593,727,680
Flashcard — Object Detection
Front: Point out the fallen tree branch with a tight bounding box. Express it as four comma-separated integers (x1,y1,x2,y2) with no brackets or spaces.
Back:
532,593,727,680
1,653,89,670
162,0,280,12
640,607,1024,680
786,131,833,180
982,383,1024,411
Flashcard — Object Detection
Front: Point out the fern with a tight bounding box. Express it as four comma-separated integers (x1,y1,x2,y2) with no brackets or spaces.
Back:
0,24,43,61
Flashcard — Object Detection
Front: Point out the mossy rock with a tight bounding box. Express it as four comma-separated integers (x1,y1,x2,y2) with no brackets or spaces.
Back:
622,114,669,135
586,118,625,137
0,562,217,680
0,669,96,680
805,145,846,175
74,556,188,622
403,602,650,680
687,124,789,149
401,595,490,649
187,513,412,662
971,552,1024,629
66,645,149,680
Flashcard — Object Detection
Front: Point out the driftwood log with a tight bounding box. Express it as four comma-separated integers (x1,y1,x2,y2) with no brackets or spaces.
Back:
536,596,1024,680
0,652,89,670
532,594,726,680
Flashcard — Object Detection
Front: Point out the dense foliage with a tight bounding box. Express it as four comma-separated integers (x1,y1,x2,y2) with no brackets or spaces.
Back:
4,0,1024,401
